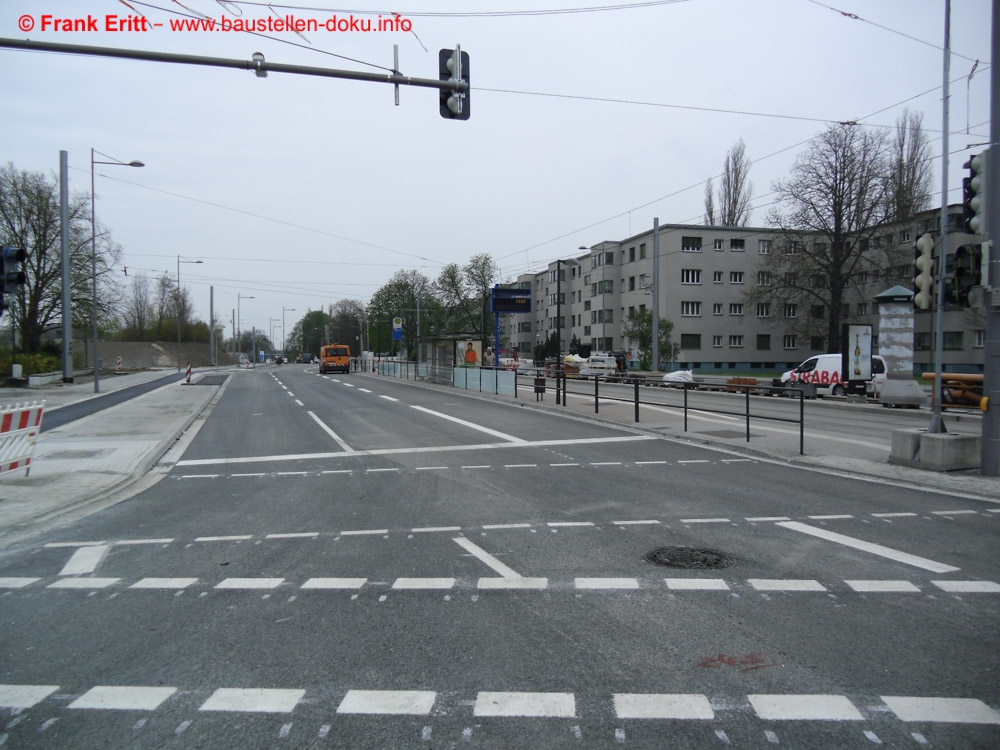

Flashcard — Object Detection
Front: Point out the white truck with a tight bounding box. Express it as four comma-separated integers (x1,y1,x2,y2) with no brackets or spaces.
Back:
780,353,887,397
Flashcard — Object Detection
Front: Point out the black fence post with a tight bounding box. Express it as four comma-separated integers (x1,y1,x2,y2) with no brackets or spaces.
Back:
745,386,751,442
634,379,640,423
595,376,600,414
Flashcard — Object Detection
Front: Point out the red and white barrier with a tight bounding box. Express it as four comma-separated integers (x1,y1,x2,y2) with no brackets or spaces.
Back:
186,362,192,384
0,401,45,477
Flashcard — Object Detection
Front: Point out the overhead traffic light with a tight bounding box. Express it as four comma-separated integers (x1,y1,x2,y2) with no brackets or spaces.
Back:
947,244,983,307
438,46,470,120
0,245,26,315
912,233,934,309
962,150,988,235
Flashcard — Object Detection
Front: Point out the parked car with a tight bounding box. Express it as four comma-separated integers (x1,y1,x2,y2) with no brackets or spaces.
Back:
780,353,887,397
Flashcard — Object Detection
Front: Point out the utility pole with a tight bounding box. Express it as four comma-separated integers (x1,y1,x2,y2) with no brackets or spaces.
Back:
982,4,999,475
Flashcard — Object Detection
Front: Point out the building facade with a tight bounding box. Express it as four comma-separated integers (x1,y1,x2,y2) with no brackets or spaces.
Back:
502,206,986,375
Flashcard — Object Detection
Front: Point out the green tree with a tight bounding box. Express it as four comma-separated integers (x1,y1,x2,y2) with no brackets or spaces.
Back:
621,309,679,371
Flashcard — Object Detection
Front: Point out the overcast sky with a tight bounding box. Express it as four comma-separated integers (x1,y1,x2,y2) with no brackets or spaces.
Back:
3,0,993,345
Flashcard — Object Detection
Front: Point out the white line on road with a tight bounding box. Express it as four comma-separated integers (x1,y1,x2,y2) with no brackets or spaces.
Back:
776,521,961,574
59,545,110,576
453,537,522,579
409,404,526,443
306,411,354,453
200,688,304,713
69,686,177,711
474,692,576,718
337,690,436,715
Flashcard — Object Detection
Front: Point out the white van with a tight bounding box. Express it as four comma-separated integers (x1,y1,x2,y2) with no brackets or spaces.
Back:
780,353,887,397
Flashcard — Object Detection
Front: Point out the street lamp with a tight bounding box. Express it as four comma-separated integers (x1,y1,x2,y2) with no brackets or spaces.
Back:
177,255,203,372
556,256,579,406
282,307,296,352
237,294,254,363
91,149,143,393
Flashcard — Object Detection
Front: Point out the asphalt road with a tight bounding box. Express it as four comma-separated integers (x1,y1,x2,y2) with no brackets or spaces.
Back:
1,365,997,749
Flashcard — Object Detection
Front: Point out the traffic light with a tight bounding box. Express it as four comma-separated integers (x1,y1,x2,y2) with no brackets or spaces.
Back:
0,245,26,315
912,233,934,309
438,46,470,120
949,244,983,307
962,150,988,235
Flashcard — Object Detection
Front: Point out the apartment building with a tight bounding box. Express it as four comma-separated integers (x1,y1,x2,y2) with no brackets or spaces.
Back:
503,206,986,375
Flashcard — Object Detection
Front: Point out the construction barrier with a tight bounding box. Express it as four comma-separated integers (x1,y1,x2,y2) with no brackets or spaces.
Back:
186,362,192,384
0,401,45,477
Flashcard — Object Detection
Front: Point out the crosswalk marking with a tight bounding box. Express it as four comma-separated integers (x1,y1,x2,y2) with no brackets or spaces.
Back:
881,696,1000,724
337,690,436,715
47,578,119,589
130,578,198,589
301,578,367,589
215,578,284,590
474,691,576,718
0,577,40,588
392,578,455,589
575,578,639,589
478,577,548,589
665,578,730,591
0,685,59,708
932,580,1000,593
69,686,177,710
200,688,305,713
748,694,864,721
845,580,920,593
613,693,715,720
749,579,826,592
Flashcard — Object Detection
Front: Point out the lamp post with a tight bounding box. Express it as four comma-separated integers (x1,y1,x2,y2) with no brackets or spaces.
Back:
91,149,143,393
282,307,296,353
177,255,202,372
270,318,280,357
237,294,254,363
556,256,579,405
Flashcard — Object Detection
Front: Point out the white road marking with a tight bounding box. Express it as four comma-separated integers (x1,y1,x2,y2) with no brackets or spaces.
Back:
748,694,864,721
337,690,436,715
196,536,252,542
454,537,522,579
613,520,660,525
294,399,304,406
613,693,714,720
746,517,790,522
69,686,177,710
59,545,110,576
0,578,40,588
0,685,59,708
808,515,853,520
931,510,977,516
301,578,367,589
47,578,119,589
682,518,730,524
392,578,455,589
412,526,461,533
306,410,354,453
416,466,448,471
776,521,961,574
477,578,548,589
44,541,106,548
115,539,174,545
548,522,593,527
483,523,533,530
266,533,318,539
175,435,655,467
932,580,1000,593
340,529,388,536
130,578,199,589
410,404,526,443
474,692,576,718
665,579,730,591
379,395,399,402
844,580,921,593
575,578,640,589
882,696,1000,724
215,578,284,590
871,512,918,518
200,688,304,713
635,460,668,465
748,579,827,592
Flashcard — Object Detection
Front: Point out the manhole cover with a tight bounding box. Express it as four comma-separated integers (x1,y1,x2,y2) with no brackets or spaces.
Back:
644,547,734,569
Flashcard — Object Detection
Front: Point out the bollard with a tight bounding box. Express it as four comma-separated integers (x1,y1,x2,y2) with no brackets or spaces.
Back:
186,362,192,384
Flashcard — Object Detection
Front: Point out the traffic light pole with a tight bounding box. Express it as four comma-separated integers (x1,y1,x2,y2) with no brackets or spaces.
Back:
982,7,1000,476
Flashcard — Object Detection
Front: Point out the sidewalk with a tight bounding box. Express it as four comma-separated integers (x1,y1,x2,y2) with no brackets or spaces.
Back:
0,368,226,546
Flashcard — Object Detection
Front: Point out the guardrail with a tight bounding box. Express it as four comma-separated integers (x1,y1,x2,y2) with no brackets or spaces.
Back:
518,372,807,455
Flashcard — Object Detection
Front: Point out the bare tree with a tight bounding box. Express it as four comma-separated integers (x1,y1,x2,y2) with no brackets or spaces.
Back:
703,178,716,225
122,272,152,340
887,109,933,222
747,124,891,351
0,163,121,352
153,272,174,338
718,139,753,227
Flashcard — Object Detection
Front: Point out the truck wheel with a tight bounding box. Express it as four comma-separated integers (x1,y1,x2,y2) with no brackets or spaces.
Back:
832,384,847,397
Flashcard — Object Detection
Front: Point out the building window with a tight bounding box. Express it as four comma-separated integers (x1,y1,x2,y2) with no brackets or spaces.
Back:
681,301,702,317
628,306,635,318
583,325,591,336
943,331,964,350
758,239,772,254
729,335,744,348
639,243,647,259
628,276,635,291
713,303,724,316
680,333,701,349
713,271,724,283
729,303,744,316
783,334,797,349
681,269,702,284
584,300,591,311
811,274,826,288
757,271,771,286
757,303,770,318
915,332,931,351
787,241,801,254
902,230,911,242
681,236,703,252
629,246,636,262
975,329,985,348
712,335,723,348
548,293,566,306
857,302,868,315
713,239,724,251
784,272,797,286
784,304,797,318
757,334,771,350
730,271,744,284
730,239,745,252
811,305,825,319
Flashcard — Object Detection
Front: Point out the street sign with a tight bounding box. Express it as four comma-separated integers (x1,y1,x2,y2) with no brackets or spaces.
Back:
491,286,532,314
